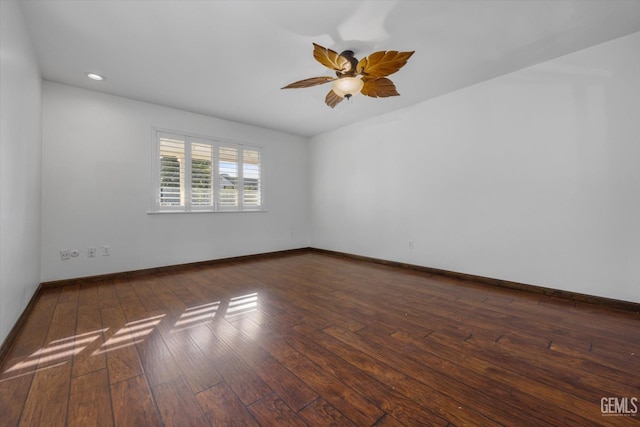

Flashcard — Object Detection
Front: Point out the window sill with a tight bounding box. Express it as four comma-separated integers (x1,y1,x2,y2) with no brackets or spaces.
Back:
147,210,268,215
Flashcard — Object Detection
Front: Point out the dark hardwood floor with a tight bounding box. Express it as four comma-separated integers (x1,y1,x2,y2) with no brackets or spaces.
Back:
1,251,639,426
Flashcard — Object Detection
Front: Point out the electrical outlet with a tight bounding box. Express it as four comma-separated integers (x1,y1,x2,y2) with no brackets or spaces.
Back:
60,250,71,260
102,245,111,256
408,240,414,249
88,247,96,258
70,249,80,257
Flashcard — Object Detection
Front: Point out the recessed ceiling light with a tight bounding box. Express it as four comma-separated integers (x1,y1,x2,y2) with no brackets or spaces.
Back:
85,72,106,81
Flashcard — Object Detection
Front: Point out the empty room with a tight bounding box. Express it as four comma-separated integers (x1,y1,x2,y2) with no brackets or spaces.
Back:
1,0,639,425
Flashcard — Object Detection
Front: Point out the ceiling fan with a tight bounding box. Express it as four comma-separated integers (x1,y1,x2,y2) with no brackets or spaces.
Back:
282,43,415,108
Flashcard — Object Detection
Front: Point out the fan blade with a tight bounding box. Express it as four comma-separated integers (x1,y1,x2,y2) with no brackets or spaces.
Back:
313,43,351,73
357,50,414,78
281,76,335,89
360,77,400,98
325,90,344,108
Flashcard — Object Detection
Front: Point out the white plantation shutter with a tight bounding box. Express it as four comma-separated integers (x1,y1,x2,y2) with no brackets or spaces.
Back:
243,149,261,209
153,130,262,212
159,135,185,208
191,142,213,209
218,146,239,209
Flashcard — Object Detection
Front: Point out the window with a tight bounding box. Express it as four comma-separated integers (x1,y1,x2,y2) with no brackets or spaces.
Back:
153,131,262,212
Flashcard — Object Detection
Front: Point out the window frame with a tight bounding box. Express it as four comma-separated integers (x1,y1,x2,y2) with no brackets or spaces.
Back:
151,128,264,213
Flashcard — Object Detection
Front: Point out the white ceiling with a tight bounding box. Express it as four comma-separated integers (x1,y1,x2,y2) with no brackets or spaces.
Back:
19,0,640,137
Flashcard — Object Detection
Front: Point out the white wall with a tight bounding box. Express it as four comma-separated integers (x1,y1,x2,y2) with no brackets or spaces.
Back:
310,32,640,303
0,0,43,344
41,82,309,282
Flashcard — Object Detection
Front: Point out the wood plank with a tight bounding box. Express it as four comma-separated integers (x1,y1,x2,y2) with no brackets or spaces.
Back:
0,289,64,425
0,363,35,426
149,275,189,316
4,288,59,360
399,330,613,426
72,303,106,378
113,278,139,306
67,369,113,427
110,374,161,426
134,326,181,387
372,414,408,427
213,320,318,412
100,305,143,385
196,382,259,426
97,280,120,310
253,324,384,426
298,398,358,427
27,299,78,373
152,376,209,427
361,326,597,426
248,394,307,426
160,272,205,308
58,284,79,304
133,278,168,312
77,282,101,307
190,322,273,406
155,319,224,394
287,323,450,426
19,362,71,427
316,325,502,426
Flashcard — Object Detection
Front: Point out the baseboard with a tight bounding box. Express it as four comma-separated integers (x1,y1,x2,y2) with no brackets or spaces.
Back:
37,246,640,313
310,248,640,313
40,247,312,288
0,284,43,368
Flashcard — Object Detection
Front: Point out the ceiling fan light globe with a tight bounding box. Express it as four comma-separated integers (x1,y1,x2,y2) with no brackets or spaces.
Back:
331,77,364,98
